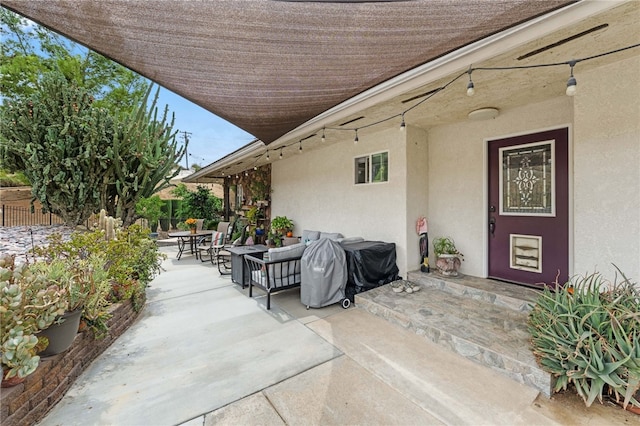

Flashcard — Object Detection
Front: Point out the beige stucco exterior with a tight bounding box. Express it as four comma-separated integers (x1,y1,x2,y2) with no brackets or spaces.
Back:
271,55,639,282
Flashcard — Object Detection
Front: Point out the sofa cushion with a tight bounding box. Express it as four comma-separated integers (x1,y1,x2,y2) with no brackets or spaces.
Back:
302,230,321,243
268,242,307,261
268,243,307,280
320,232,343,241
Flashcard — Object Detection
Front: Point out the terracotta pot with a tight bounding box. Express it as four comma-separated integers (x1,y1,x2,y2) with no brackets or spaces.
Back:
436,254,461,277
1,371,26,388
190,227,197,234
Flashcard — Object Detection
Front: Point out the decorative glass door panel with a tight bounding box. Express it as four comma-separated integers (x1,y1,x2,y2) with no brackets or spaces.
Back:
500,141,554,216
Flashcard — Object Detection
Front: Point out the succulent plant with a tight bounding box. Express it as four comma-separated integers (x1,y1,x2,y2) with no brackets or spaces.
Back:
528,268,640,409
1,255,68,380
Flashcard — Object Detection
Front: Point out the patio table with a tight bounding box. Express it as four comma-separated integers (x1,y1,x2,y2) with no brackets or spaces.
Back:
168,230,211,260
225,244,268,287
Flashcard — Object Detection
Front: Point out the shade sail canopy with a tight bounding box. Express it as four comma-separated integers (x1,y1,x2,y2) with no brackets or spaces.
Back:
2,0,574,144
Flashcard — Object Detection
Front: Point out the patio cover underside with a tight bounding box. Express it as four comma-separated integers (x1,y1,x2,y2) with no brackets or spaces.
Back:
2,0,574,144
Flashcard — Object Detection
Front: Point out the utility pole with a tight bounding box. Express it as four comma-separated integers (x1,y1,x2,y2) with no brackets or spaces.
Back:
180,131,192,170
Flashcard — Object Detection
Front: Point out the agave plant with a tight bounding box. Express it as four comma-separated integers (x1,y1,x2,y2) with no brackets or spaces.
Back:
528,268,640,409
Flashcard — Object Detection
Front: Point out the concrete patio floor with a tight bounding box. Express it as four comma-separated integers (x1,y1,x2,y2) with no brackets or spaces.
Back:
38,246,636,425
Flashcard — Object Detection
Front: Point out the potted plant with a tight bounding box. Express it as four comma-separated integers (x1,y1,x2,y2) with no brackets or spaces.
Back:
0,255,67,386
185,218,198,234
271,216,293,234
528,269,640,412
269,216,293,246
31,255,112,355
135,195,164,235
433,237,464,277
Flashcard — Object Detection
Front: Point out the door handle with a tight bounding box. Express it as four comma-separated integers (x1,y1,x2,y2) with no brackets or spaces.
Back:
489,217,496,237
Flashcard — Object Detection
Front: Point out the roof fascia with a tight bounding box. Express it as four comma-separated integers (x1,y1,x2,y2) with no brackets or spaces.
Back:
271,0,623,145
183,139,264,182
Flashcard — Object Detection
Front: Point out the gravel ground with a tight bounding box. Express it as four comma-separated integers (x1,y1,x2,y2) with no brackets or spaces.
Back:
0,225,76,263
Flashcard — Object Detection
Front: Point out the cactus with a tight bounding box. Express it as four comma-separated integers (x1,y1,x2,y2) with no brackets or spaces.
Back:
106,85,186,226
92,209,120,241
1,74,185,227
0,73,112,226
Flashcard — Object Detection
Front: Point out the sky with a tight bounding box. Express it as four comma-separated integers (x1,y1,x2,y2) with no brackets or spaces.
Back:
155,90,255,170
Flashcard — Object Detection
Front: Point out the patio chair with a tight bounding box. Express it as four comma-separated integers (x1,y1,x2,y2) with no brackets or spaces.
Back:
196,221,231,263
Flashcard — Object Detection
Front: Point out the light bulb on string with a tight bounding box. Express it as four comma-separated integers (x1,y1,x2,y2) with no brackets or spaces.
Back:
254,166,257,171
466,67,475,97
321,127,326,143
266,150,270,161
354,129,359,144
298,140,303,154
566,61,577,96
400,113,406,131
279,147,283,159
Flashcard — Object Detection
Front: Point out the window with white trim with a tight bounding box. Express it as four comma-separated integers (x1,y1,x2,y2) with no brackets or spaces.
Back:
354,151,388,184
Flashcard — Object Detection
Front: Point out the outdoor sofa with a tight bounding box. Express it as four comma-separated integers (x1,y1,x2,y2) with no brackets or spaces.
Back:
244,230,365,309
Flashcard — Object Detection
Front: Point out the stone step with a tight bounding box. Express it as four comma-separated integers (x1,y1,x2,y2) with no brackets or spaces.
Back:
355,276,552,396
407,271,540,313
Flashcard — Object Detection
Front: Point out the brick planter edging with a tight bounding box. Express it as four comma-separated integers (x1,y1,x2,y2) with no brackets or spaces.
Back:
1,297,145,426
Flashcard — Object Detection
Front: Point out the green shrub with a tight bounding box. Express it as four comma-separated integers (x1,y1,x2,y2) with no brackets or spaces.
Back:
528,269,640,409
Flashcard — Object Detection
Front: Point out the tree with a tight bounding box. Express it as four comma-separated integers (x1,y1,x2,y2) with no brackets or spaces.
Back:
0,9,148,113
171,184,222,220
1,73,113,225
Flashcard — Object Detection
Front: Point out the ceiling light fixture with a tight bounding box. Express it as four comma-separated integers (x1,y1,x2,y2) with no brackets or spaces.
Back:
468,107,499,121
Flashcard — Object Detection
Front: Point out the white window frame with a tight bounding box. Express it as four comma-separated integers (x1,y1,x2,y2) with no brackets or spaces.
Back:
354,151,389,185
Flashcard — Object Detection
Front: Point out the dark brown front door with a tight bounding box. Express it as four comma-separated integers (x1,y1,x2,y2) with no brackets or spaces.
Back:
488,128,569,289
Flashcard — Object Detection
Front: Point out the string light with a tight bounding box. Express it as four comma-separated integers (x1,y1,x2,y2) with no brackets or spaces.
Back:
466,66,475,96
245,42,637,173
566,60,577,96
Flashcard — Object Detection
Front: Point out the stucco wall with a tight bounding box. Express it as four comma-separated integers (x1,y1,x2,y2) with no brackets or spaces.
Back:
427,97,573,278
270,56,639,284
271,126,417,276
573,55,640,280
405,126,429,271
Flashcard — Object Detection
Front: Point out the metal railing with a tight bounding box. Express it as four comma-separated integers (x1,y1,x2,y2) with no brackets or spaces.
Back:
1,204,66,227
